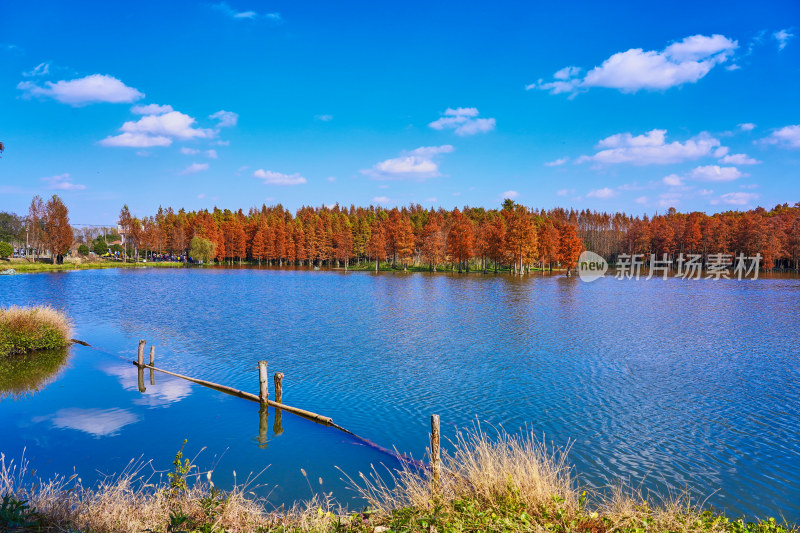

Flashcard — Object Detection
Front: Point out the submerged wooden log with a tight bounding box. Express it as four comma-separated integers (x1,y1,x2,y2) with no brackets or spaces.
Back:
133,361,334,426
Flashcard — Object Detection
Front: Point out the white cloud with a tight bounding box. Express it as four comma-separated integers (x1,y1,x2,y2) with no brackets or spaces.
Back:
713,146,729,158
531,34,737,95
41,173,86,190
212,2,281,21
738,122,756,132
180,147,217,158
719,153,760,165
718,192,759,205
579,129,721,165
545,157,569,167
18,74,144,105
120,111,214,140
181,163,209,175
372,196,391,205
326,176,336,182
501,190,519,199
362,145,454,180
209,110,238,127
424,197,438,203
556,188,574,196
763,125,800,149
662,174,683,186
635,196,648,205
689,165,744,181
774,29,794,50
429,108,496,136
35,408,139,437
22,62,49,77
315,114,334,122
99,132,172,147
587,187,618,199
132,103,173,115
253,169,307,185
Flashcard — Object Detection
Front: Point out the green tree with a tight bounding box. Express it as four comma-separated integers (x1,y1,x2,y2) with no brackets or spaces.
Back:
93,239,109,256
189,236,216,264
0,242,13,258
77,244,90,255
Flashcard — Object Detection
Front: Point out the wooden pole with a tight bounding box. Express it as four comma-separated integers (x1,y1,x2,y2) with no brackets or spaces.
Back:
257,406,268,448
431,414,441,494
274,372,284,404
137,339,145,367
137,367,146,393
149,345,155,385
258,361,269,405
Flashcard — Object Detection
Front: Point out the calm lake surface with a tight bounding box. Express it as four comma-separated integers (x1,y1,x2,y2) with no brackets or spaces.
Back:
1,267,799,519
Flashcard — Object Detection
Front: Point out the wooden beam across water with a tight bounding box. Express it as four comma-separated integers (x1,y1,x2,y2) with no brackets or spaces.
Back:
132,360,334,427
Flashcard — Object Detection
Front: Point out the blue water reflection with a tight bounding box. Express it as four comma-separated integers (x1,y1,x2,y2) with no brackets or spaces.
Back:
1,267,798,519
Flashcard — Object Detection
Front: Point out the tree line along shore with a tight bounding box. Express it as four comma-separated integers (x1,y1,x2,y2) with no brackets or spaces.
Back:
3,196,800,274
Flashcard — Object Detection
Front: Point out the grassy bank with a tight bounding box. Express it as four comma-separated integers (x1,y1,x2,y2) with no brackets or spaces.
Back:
0,428,792,532
0,306,72,356
1,258,186,274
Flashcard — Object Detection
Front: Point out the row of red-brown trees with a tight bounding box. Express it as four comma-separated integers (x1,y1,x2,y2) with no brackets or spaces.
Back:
120,200,800,272
120,200,583,274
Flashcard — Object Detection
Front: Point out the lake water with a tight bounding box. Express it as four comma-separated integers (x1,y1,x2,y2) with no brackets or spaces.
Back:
1,267,798,520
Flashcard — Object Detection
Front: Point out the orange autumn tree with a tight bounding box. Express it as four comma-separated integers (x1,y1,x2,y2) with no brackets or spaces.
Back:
446,208,473,273
558,223,584,274
366,220,387,271
44,195,72,264
421,212,446,271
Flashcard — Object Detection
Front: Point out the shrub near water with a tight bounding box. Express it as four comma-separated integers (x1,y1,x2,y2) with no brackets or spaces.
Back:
0,306,72,356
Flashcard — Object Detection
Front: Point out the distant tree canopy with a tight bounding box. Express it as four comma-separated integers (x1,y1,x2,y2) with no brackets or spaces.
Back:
189,236,216,263
7,195,800,272
77,244,90,255
92,240,109,256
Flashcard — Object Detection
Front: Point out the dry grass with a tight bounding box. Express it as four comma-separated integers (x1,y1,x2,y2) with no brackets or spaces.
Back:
349,423,575,516
0,427,795,532
0,305,73,356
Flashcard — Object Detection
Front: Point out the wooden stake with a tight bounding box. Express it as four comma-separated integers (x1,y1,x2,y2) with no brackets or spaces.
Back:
257,406,268,448
149,345,155,365
274,372,284,404
258,361,269,405
137,340,145,367
431,414,441,494
137,367,146,393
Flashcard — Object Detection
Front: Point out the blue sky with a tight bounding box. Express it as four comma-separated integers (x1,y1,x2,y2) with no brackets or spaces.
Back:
1,1,798,224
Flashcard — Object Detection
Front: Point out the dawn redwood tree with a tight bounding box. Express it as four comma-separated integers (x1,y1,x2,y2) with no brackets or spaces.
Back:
558,223,583,275
366,220,387,272
446,208,473,273
27,195,45,261
421,212,446,271
44,195,72,264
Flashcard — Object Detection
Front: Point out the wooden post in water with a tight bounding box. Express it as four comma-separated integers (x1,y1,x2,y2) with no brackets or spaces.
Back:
258,361,269,405
257,406,268,448
149,345,156,385
274,372,284,403
137,339,146,367
273,372,284,436
137,367,146,393
430,414,441,495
